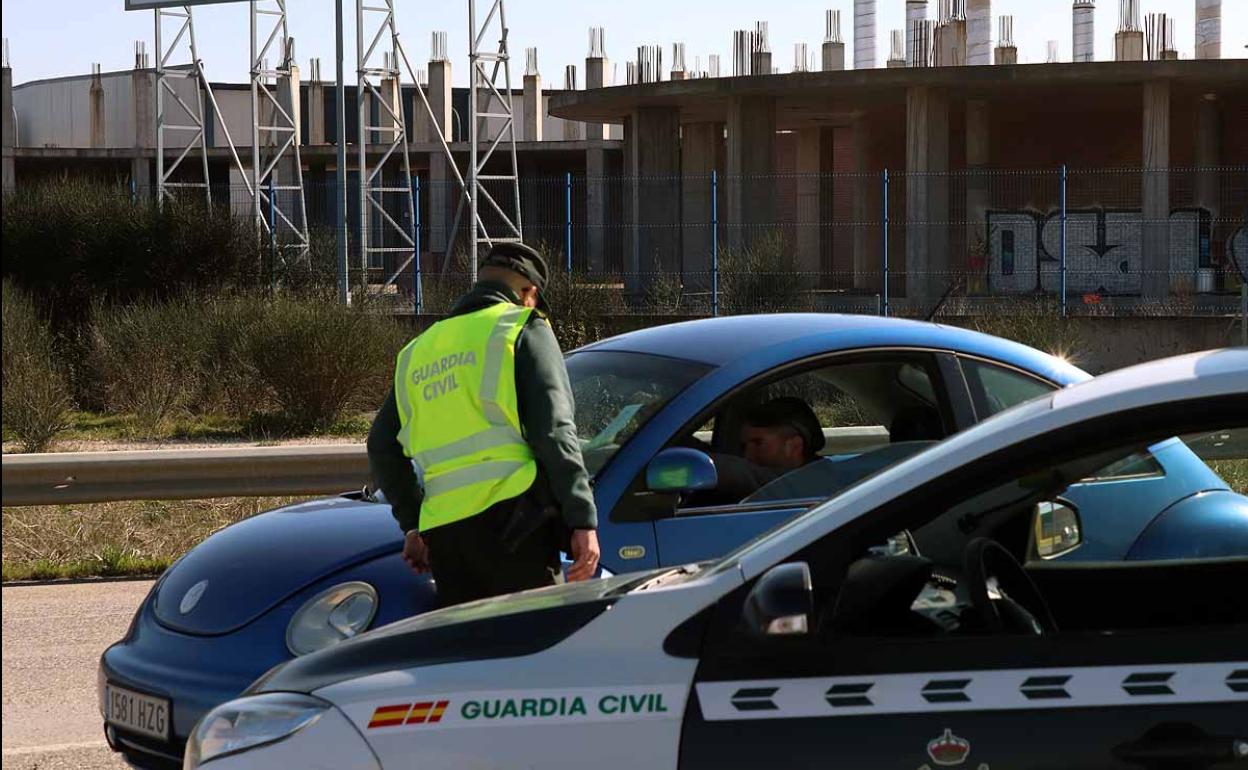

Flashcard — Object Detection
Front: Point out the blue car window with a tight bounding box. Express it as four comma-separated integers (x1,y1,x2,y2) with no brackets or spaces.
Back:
567,351,711,476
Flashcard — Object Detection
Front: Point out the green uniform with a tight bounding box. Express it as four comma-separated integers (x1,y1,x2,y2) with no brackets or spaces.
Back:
367,281,598,604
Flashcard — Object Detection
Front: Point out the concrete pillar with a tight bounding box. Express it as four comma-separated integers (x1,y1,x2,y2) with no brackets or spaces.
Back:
670,70,688,81
906,85,950,303
625,106,681,287
795,128,823,279
306,79,326,145
427,59,453,141
584,56,610,140
1196,95,1220,284
967,0,992,66
751,51,773,75
681,122,723,288
887,57,908,69
852,114,876,290
130,156,152,200
1195,0,1221,60
822,41,846,71
993,45,1017,65
966,100,991,293
276,62,303,187
936,20,967,67
429,151,451,253
522,73,543,141
585,146,608,274
133,68,156,150
726,95,776,253
2,65,14,193
1142,79,1170,299
1115,31,1144,61
90,71,106,149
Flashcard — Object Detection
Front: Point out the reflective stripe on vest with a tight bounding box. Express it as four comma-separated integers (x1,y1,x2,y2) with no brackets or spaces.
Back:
393,303,537,532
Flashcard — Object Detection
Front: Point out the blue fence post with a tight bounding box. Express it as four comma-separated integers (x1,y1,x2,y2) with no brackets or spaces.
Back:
565,171,573,274
882,168,890,318
1060,164,1068,318
711,170,720,318
130,177,138,205
268,176,277,291
414,175,423,315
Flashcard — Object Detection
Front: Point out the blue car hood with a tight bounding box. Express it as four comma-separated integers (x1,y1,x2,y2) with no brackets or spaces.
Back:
153,496,402,636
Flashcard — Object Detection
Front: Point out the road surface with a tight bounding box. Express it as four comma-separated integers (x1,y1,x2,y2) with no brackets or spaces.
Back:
2,580,152,769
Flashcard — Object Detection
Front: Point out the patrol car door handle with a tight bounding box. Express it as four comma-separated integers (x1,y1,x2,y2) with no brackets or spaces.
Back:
1112,729,1248,767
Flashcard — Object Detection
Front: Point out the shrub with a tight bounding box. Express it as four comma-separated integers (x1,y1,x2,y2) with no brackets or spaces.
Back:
718,230,814,315
245,294,408,432
1,281,74,451
964,297,1085,363
87,296,209,434
541,269,630,351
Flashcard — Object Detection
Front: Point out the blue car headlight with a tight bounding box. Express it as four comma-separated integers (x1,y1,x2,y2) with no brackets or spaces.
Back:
186,693,328,767
286,581,378,656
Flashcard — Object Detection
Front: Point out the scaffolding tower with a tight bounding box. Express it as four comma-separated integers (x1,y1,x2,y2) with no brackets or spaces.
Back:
153,6,213,205
250,0,310,261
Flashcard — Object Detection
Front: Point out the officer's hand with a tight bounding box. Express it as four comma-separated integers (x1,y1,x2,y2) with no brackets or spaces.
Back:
402,530,431,575
566,529,600,582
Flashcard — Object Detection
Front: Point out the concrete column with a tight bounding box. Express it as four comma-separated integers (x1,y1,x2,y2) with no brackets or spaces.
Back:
1115,31,1144,61
584,56,610,140
130,157,152,200
427,60,453,141
795,128,824,279
2,65,14,193
936,20,967,66
681,122,723,288
585,146,608,274
132,68,155,199
966,100,991,293
1142,79,1170,298
967,0,992,66
1195,0,1221,60
822,41,846,71
307,80,326,145
852,114,876,290
522,73,543,141
1196,95,1221,284
726,95,776,253
625,106,681,287
993,46,1017,65
90,72,106,149
906,85,950,303
751,51,773,75
670,70,688,81
429,151,451,253
277,62,303,187
887,57,908,69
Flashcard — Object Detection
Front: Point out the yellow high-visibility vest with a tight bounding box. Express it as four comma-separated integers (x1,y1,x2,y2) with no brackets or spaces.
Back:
394,303,537,532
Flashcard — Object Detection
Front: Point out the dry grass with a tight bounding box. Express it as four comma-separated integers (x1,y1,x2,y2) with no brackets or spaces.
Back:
1210,459,1248,496
1,496,302,582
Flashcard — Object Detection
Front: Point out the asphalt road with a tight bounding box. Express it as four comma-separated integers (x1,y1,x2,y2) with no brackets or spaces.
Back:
2,579,153,770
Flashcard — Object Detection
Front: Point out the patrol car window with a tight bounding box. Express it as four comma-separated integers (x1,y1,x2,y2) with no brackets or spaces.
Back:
566,351,710,476
961,358,1056,418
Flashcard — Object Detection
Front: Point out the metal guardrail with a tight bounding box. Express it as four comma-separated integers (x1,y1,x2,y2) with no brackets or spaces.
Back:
0,445,370,507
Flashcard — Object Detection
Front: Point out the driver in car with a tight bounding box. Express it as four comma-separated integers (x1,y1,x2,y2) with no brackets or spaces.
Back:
707,397,826,503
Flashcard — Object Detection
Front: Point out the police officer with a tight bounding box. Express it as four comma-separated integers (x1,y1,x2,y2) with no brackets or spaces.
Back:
367,243,600,607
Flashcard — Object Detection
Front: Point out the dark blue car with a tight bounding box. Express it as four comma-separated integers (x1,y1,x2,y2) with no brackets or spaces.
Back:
98,314,1244,768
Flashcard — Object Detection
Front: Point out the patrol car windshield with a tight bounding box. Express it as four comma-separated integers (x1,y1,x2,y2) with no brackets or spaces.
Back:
567,351,711,475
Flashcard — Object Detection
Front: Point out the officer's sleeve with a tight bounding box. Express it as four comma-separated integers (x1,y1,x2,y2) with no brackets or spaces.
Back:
514,318,599,530
366,388,423,533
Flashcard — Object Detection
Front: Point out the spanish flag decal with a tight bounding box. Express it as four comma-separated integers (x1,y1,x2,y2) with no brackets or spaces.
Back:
408,700,450,724
367,704,413,729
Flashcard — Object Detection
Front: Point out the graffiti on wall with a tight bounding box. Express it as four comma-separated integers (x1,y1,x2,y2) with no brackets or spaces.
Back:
986,208,1211,295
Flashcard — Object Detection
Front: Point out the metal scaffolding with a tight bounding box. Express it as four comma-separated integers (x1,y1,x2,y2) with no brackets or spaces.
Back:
250,0,310,260
153,6,211,205
356,0,416,294
447,0,523,282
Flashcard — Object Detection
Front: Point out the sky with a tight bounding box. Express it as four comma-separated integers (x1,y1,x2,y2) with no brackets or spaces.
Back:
3,0,1246,86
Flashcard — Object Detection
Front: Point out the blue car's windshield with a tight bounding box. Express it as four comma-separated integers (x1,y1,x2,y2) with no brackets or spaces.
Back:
567,351,712,475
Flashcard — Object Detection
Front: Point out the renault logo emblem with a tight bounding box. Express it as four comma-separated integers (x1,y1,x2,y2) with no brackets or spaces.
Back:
180,580,209,614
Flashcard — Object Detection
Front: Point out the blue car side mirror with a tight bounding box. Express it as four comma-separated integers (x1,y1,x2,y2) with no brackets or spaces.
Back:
646,448,718,493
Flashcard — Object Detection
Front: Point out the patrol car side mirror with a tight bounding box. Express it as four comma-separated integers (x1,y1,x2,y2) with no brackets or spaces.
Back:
1033,500,1082,559
646,448,718,493
742,562,813,637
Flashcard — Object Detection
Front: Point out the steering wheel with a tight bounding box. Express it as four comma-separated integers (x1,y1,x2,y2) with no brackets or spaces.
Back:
962,538,1057,635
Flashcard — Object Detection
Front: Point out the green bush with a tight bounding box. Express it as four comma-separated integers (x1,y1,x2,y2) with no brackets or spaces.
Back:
245,295,408,432
541,269,630,351
965,297,1085,363
87,296,209,434
1,281,75,451
718,231,814,315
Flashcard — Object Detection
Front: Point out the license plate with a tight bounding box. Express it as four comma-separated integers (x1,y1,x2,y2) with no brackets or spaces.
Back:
104,683,170,742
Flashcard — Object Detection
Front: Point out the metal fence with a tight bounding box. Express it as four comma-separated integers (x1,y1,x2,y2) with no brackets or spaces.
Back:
126,165,1248,319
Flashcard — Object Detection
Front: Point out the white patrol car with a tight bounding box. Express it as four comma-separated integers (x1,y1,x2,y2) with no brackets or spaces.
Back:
187,350,1248,770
